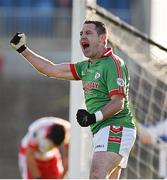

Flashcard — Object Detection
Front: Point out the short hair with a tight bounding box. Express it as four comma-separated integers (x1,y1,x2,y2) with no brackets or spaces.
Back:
84,20,107,35
47,124,65,146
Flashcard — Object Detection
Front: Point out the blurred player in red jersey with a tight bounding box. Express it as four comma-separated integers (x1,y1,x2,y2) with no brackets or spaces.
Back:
18,117,70,179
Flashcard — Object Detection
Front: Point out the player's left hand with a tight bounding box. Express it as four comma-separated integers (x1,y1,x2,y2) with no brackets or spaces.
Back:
76,109,96,127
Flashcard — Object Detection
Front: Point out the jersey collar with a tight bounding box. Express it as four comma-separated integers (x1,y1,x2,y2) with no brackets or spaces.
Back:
88,48,113,63
99,48,113,58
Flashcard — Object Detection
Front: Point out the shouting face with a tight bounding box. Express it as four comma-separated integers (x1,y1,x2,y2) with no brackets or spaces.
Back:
80,23,106,60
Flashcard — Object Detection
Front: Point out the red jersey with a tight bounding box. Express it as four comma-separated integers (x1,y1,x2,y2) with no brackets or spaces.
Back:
18,117,65,179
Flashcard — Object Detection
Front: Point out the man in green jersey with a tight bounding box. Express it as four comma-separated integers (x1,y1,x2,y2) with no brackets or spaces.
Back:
10,20,136,179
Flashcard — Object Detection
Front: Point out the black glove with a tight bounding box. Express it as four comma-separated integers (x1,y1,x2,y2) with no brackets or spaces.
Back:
76,109,96,127
10,32,27,53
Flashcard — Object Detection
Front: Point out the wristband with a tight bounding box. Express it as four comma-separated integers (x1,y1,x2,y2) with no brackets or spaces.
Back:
17,45,27,53
95,111,103,121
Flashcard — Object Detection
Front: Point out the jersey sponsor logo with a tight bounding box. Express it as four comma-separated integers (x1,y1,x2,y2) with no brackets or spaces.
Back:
83,82,99,89
83,87,91,94
95,144,105,149
83,82,99,94
94,72,101,80
108,136,121,143
117,78,125,87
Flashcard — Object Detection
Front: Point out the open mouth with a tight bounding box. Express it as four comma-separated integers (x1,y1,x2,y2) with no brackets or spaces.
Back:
82,42,90,50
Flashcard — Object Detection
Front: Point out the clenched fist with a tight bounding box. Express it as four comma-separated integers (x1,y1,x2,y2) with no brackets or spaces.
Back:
10,32,27,53
76,109,96,127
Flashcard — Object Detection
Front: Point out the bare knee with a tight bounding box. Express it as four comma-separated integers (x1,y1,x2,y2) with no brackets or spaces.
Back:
89,152,122,179
108,166,122,179
89,167,107,179
89,156,109,178
90,165,122,179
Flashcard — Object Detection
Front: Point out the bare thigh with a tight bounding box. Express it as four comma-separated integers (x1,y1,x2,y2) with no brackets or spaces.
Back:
89,151,122,179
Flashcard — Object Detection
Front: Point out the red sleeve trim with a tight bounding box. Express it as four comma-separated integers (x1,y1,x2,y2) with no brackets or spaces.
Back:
109,89,126,97
69,64,81,80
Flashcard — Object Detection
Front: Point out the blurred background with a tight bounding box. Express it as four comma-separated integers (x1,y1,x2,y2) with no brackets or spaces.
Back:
0,0,166,178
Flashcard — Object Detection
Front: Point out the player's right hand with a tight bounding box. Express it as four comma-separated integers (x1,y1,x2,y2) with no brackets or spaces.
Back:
10,32,27,53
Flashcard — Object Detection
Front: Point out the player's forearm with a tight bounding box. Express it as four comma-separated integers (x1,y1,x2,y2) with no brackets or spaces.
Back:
21,48,57,77
76,95,125,127
101,96,124,120
10,32,75,80
61,144,69,178
61,157,68,178
21,48,74,80
27,159,41,178
26,151,41,178
10,32,54,77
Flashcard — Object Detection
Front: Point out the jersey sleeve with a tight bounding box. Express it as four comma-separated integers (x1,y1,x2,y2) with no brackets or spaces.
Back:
70,61,87,80
105,57,127,97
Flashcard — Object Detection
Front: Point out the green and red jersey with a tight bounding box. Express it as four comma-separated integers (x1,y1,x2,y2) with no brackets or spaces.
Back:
70,48,136,134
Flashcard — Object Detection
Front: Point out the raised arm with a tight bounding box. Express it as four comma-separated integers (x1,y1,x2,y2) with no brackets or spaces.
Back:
10,33,75,80
58,119,71,178
26,147,42,179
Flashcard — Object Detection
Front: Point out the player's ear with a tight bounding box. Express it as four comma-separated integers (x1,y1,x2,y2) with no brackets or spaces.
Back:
99,33,107,44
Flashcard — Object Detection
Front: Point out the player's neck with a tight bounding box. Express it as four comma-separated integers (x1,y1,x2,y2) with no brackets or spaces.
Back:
89,46,107,62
